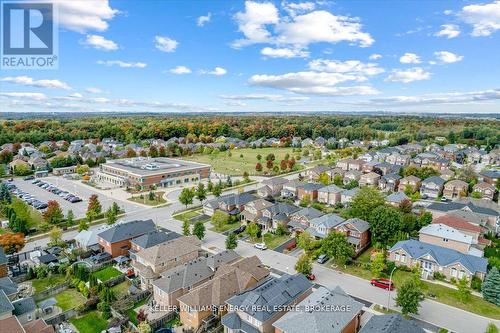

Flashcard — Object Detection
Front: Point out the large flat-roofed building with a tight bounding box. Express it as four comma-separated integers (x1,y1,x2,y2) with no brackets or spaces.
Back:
97,157,211,189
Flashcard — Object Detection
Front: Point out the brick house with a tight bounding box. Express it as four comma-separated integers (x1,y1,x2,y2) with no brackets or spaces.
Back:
203,193,257,217
472,182,496,201
287,207,324,232
378,174,401,192
420,176,445,199
317,184,344,206
261,203,300,231
358,172,381,187
296,183,324,201
335,218,370,255
398,175,421,193
97,219,156,257
389,239,488,280
257,177,289,198
419,223,483,257
443,180,468,200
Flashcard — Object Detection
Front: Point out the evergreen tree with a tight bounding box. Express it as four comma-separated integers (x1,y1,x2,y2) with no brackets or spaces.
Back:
193,221,205,240
225,233,238,250
195,183,207,204
66,210,75,227
482,267,500,305
182,220,190,236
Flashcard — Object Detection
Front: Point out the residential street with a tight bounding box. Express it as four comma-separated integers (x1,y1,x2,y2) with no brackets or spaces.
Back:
22,183,500,333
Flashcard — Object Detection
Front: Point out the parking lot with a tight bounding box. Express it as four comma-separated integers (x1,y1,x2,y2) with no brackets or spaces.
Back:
11,176,143,219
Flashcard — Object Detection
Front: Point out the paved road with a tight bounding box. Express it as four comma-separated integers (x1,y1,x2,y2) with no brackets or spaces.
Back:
21,176,500,333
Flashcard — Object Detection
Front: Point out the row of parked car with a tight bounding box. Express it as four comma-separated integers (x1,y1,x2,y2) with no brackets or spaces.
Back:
25,177,83,203
4,181,49,210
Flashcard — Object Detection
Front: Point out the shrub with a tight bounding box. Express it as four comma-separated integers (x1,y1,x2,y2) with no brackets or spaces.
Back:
450,277,457,284
471,276,482,291
433,272,446,281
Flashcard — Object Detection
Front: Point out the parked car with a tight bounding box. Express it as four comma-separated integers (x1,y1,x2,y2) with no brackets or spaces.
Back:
23,176,34,181
370,278,395,290
254,243,267,250
317,254,329,264
307,274,316,281
232,225,246,235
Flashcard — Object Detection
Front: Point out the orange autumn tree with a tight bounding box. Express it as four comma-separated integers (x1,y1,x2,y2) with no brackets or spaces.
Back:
0,232,25,254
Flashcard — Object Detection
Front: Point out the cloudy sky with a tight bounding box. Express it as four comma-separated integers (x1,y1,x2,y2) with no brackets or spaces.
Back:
1,0,500,114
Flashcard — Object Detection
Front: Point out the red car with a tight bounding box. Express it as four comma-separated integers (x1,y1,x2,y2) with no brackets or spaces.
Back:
370,278,395,290
307,274,316,281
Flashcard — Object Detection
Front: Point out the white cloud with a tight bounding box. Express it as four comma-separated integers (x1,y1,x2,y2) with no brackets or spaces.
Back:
434,51,464,64
0,92,47,100
283,1,316,16
169,66,192,74
233,1,280,47
399,53,421,64
370,88,500,106
202,67,227,76
1,76,71,90
197,13,212,27
460,1,500,36
308,59,385,76
435,24,461,38
249,71,379,96
385,67,431,83
83,34,118,51
369,53,382,60
261,47,309,58
69,93,83,98
219,94,309,102
54,0,119,33
85,87,102,94
97,60,147,68
232,1,373,48
154,36,178,53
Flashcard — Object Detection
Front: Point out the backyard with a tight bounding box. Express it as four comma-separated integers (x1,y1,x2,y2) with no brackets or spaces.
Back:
126,298,148,325
182,147,301,176
111,280,130,298
53,288,86,311
70,311,108,333
92,266,123,282
31,274,66,292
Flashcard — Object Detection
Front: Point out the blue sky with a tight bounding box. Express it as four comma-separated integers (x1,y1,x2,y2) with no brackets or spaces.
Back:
1,0,499,113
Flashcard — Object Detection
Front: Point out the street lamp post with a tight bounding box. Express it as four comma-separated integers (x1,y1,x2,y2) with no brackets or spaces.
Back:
387,266,397,311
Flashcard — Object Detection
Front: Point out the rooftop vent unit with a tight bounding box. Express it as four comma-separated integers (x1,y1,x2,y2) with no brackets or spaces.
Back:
144,163,160,170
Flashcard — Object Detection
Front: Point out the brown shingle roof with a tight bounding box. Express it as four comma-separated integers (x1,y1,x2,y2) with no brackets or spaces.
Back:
0,316,25,333
23,319,55,333
432,214,481,233
136,235,201,265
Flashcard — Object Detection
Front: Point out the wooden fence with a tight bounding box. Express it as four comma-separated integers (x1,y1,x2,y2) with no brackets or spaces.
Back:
45,308,78,326
33,282,70,301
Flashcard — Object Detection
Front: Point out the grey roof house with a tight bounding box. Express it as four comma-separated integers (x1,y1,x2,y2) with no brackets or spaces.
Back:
359,314,424,333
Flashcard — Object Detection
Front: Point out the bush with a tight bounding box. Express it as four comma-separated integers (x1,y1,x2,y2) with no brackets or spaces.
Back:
76,297,98,314
433,271,446,281
471,276,482,291
450,277,457,284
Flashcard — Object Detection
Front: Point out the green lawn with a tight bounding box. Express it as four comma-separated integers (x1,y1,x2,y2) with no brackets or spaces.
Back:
128,191,167,206
53,288,86,311
173,209,206,223
263,233,291,249
32,274,66,292
210,220,240,233
92,266,122,282
111,280,130,298
333,258,500,319
70,311,108,333
126,298,148,325
182,147,301,176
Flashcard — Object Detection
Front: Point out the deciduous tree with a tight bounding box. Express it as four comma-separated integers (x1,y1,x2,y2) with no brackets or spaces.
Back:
193,221,205,240
295,254,312,276
225,233,238,250
0,232,25,254
44,200,64,224
395,278,423,315
350,187,385,221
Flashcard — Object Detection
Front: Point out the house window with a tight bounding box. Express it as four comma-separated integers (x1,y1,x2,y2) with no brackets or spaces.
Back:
27,314,32,321
459,270,465,279
401,254,406,263
451,268,457,277
395,253,400,261
442,238,449,242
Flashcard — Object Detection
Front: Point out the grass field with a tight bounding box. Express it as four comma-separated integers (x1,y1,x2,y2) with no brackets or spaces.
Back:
70,311,108,333
111,280,130,298
263,233,291,249
128,191,167,206
32,274,66,292
183,147,299,176
210,221,240,233
173,209,206,223
54,288,86,311
92,266,122,282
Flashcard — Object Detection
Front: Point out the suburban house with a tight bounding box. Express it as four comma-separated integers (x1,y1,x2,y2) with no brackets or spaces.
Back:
440,169,455,181
419,223,484,257
257,177,289,198
75,224,112,251
336,218,371,255
288,207,324,232
203,193,257,217
130,230,181,254
317,184,344,206
443,180,468,200
152,250,240,309
432,214,491,248
341,188,360,205
478,170,500,186
0,248,7,278
385,192,410,207
281,181,304,199
306,213,346,239
221,274,313,333
398,175,421,193
178,256,269,331
0,290,14,319
389,239,488,280
0,277,18,300
359,172,381,188
132,236,202,289
378,174,401,192
0,316,23,333
420,176,445,199
273,286,364,333
343,170,363,185
306,165,332,181
297,183,324,201
472,182,496,201
97,219,156,257
12,297,36,324
337,158,358,171
241,199,275,226
260,203,300,231
359,314,425,333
